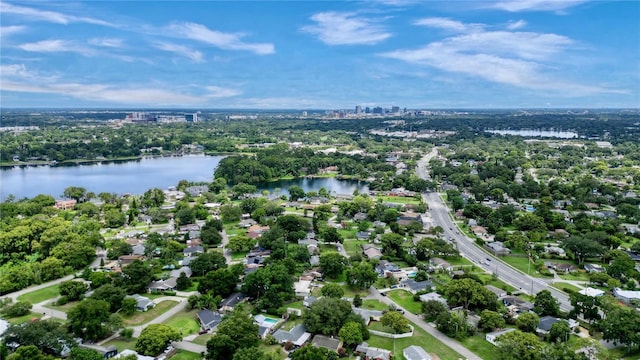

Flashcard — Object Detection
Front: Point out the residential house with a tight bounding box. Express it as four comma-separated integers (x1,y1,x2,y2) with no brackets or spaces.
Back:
502,296,534,314
403,279,434,294
352,307,384,325
54,199,77,210
613,288,640,304
398,213,422,227
183,246,204,257
544,246,566,257
170,266,192,278
375,260,402,278
484,285,507,298
584,264,604,273
355,342,392,360
486,241,511,255
239,219,257,228
372,221,387,228
626,251,640,262
147,277,177,292
303,296,318,308
272,324,312,347
429,258,453,272
185,185,209,197
113,349,154,360
471,226,488,237
294,279,312,297
197,309,223,331
468,219,478,227
118,255,145,267
403,345,432,360
353,212,368,221
131,244,146,256
362,244,383,260
78,344,118,359
419,292,447,306
219,293,245,312
311,335,341,352
125,294,155,312
357,231,372,240
536,316,575,335
578,287,605,297
310,255,320,266
486,328,516,346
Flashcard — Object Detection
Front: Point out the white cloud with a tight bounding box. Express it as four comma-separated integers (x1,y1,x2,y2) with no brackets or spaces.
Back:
506,19,527,30
301,12,392,45
88,37,124,48
381,19,620,96
1,64,242,105
1,2,112,26
153,42,204,63
0,25,26,38
166,22,274,55
489,0,586,12
414,17,482,33
18,40,95,56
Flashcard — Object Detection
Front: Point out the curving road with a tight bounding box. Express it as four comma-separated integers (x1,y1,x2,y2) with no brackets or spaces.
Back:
417,152,572,311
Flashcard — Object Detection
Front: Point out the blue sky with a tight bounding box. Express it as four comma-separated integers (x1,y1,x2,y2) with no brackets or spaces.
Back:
1,0,638,109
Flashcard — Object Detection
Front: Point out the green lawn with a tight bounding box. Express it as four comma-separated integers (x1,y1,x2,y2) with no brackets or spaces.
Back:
361,299,387,311
474,273,517,293
231,251,249,261
343,239,367,256
552,282,583,294
385,289,422,315
171,350,204,360
123,300,178,326
559,271,590,282
103,338,136,352
17,284,60,304
192,333,214,346
499,256,548,278
460,333,500,360
377,196,422,205
446,257,473,267
165,309,201,336
341,285,369,298
368,321,395,333
6,311,42,324
339,230,358,241
46,300,80,313
367,320,462,360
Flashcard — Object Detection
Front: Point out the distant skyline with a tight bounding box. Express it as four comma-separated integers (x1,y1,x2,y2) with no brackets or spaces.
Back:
1,1,639,109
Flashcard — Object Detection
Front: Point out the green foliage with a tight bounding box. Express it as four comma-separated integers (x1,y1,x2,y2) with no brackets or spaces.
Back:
198,268,237,297
496,330,544,360
289,345,339,360
90,284,126,312
380,311,410,334
478,310,506,332
319,252,347,279
352,294,363,307
121,297,137,315
189,252,227,276
444,278,498,311
345,261,377,289
320,283,344,298
3,301,32,317
241,263,294,311
176,272,192,291
339,321,364,347
3,318,75,356
548,321,570,343
59,280,89,301
135,324,182,356
516,312,540,333
422,299,448,321
206,310,260,360
69,347,104,360
303,297,353,335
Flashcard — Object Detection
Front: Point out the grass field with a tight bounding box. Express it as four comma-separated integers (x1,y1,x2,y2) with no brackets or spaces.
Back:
500,256,548,278
377,196,422,205
123,300,178,326
366,320,462,360
460,333,500,360
368,321,395,333
386,289,422,315
339,229,358,241
343,239,367,256
17,284,60,304
6,311,42,324
103,338,136,352
165,309,201,336
361,299,387,311
231,251,249,261
552,282,583,294
191,333,214,345
170,350,203,360
341,284,369,298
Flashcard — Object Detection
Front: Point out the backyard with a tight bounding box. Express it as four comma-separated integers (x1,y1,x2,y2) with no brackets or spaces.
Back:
122,300,178,326
165,309,201,336
17,284,60,304
385,289,422,315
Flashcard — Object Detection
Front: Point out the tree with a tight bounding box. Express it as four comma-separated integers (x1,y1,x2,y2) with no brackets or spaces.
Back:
241,263,294,311
220,204,242,223
606,250,635,280
346,261,378,289
478,310,506,332
206,310,260,360
141,188,165,209
60,280,89,301
121,297,137,316
380,311,410,334
174,207,195,226
176,272,192,291
303,297,353,335
135,324,181,356
422,300,448,321
68,299,112,341
289,345,338,360
89,271,111,289
599,307,640,354
563,236,604,265
6,345,49,360
319,252,347,278
198,268,237,298
320,226,344,244
232,347,276,360
516,312,540,333
548,321,570,343
227,235,255,253
352,294,363,307
497,330,544,360
339,321,363,348
3,301,32,317
320,283,344,298
91,284,126,312
570,293,601,324
444,278,498,311
2,319,74,357
288,185,305,201
533,290,560,317
104,208,126,228
189,252,227,276
64,186,87,202
69,347,104,360
380,233,405,258
200,226,222,246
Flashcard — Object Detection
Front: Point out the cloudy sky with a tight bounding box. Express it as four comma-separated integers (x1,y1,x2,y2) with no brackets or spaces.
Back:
1,0,638,109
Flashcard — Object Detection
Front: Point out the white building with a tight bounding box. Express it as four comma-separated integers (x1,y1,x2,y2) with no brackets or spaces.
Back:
486,328,516,346
578,287,605,297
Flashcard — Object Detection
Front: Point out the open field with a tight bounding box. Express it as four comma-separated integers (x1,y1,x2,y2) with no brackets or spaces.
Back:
460,333,500,360
165,309,201,336
123,300,178,326
17,284,60,303
386,289,422,315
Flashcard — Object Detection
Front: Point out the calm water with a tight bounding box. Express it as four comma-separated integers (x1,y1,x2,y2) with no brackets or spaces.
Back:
1,155,369,200
258,177,368,198
1,155,224,200
485,129,579,138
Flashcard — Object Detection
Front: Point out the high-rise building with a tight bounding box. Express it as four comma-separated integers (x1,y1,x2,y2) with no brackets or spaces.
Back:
365,107,371,114
373,107,383,114
391,106,400,113
185,113,198,122
355,105,362,114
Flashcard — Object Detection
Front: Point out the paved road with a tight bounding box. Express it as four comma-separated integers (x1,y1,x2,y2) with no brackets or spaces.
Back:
368,287,480,360
416,153,572,311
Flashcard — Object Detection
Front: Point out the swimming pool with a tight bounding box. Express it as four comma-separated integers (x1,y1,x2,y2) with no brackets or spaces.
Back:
263,318,278,324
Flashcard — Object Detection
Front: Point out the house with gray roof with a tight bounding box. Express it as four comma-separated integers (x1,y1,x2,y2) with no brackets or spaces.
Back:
170,266,192,278
183,246,204,257
403,345,432,360
352,307,384,324
403,279,434,294
486,328,516,346
484,285,507,298
272,324,311,347
311,335,341,352
355,342,391,360
197,309,222,331
126,294,155,312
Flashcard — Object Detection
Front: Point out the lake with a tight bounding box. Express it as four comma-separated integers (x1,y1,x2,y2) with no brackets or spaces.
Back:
1,155,368,200
485,129,579,138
